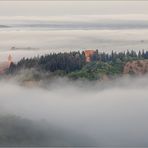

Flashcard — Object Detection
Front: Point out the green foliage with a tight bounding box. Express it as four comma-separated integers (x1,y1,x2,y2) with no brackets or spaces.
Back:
7,50,148,80
68,61,124,80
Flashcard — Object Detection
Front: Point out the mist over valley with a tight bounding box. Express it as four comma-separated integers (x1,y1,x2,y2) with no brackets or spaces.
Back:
0,76,148,146
0,1,148,147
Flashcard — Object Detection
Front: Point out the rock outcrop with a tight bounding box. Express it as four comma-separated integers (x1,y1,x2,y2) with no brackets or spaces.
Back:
123,60,148,75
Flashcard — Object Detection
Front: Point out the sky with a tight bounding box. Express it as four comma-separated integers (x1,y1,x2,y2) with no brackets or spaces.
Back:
0,1,148,16
0,1,148,61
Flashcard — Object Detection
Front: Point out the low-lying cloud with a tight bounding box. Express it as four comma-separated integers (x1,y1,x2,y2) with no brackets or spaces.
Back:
0,75,148,146
1,29,148,55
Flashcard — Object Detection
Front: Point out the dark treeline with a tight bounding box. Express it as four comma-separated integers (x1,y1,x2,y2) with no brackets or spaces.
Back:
8,50,148,75
91,50,148,62
8,51,85,74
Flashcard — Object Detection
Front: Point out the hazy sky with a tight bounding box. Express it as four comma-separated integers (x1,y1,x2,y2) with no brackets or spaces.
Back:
0,1,148,16
0,1,148,54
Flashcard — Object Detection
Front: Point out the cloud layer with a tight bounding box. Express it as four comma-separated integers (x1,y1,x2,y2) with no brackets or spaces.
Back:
0,76,148,146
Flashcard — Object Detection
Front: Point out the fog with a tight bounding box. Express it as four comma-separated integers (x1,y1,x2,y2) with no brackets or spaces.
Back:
0,29,148,53
0,75,148,146
1,28,148,63
1,14,148,54
0,1,148,146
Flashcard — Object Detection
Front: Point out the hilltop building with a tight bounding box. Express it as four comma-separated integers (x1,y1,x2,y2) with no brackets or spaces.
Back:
84,50,96,62
8,54,12,65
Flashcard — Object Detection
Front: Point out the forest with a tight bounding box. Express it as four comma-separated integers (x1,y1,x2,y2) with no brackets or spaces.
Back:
7,50,148,80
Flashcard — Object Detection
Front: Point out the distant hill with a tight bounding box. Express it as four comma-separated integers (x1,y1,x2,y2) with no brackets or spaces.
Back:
0,54,13,74
0,25,10,28
6,50,148,81
0,62,9,74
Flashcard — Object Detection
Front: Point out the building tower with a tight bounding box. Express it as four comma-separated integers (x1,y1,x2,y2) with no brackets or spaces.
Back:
84,50,95,62
8,54,12,65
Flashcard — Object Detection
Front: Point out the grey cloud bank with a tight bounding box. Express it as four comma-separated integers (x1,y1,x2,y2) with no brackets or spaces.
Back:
0,76,148,146
1,29,148,63
0,14,148,56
